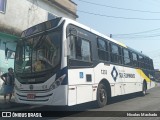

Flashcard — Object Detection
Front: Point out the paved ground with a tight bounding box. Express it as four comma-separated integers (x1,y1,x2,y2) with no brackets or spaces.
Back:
0,95,29,111
57,86,160,120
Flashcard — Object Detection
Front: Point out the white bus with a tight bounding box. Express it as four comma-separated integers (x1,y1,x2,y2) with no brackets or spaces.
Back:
14,17,155,108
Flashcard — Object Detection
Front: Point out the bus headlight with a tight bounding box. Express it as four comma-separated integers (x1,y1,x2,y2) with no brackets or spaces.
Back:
49,74,66,90
14,84,23,91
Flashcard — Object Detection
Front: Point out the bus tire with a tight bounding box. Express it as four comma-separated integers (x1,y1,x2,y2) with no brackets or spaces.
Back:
141,82,147,96
96,83,107,108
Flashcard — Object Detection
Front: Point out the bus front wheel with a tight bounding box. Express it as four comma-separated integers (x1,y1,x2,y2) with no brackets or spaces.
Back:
96,83,107,108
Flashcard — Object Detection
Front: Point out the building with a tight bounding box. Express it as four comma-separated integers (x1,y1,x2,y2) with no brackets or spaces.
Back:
0,0,77,86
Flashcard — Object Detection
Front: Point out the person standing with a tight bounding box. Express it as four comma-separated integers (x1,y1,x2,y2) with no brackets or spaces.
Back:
0,68,15,103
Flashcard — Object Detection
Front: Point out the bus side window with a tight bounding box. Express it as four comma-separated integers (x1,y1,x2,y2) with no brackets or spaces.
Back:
118,47,122,64
110,43,120,64
144,57,148,69
149,59,154,70
69,35,91,62
147,58,151,70
138,55,144,69
79,38,91,62
75,37,82,59
97,38,109,61
123,49,131,66
132,52,138,67
151,59,154,70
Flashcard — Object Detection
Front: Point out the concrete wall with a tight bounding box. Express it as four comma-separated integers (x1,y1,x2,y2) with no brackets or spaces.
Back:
52,0,77,14
29,0,77,20
0,0,77,36
0,0,47,35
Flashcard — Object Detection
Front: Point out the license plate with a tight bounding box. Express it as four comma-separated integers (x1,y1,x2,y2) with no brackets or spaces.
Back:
27,94,35,99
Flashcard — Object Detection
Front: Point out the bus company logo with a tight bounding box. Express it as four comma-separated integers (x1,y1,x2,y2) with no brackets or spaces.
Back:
111,66,118,82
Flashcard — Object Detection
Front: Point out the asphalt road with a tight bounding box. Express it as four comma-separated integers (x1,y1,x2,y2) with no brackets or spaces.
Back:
1,86,160,120
58,86,160,120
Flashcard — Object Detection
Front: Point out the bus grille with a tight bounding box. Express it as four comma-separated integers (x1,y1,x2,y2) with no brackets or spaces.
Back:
16,93,53,102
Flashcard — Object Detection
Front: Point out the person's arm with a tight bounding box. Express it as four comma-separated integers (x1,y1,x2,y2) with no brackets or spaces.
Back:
1,73,7,84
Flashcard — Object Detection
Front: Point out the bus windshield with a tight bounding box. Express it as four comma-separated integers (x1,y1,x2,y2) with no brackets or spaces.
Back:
15,31,61,74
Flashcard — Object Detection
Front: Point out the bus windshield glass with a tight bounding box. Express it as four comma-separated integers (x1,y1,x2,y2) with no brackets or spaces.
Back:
15,31,61,73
